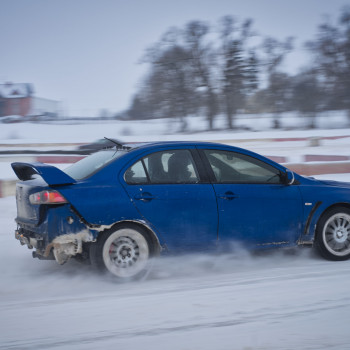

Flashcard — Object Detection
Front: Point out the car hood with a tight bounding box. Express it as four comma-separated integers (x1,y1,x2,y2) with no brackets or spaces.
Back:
11,162,76,185
314,178,350,188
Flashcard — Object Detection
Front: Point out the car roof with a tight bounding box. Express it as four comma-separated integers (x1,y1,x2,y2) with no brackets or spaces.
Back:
123,140,228,151
117,140,257,158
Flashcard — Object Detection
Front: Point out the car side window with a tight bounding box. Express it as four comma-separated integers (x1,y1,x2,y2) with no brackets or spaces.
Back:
204,150,282,184
125,150,199,184
124,160,148,184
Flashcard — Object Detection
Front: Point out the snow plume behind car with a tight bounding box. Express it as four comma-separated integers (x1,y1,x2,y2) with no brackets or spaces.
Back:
0,194,306,285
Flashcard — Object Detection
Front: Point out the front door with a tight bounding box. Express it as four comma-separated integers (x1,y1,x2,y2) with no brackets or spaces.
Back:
200,148,303,248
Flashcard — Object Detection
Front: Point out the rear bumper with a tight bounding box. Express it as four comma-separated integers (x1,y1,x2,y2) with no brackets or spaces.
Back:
15,229,55,260
15,224,96,264
15,204,96,264
16,204,90,240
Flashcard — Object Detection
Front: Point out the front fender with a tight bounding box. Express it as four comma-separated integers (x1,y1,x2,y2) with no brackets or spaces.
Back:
301,201,350,243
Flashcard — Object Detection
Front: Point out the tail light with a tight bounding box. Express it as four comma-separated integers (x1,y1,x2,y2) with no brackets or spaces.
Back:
29,190,68,205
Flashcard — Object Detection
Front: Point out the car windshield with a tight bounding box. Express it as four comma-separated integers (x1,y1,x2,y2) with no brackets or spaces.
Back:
64,149,126,180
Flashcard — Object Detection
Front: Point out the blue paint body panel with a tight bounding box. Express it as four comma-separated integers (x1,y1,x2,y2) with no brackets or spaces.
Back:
12,141,350,255
123,183,218,250
212,183,302,247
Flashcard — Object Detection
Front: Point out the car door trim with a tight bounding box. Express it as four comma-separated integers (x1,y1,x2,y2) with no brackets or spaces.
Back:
303,201,322,235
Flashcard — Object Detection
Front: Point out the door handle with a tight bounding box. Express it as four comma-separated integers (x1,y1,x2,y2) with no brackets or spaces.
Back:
134,192,156,202
217,191,237,200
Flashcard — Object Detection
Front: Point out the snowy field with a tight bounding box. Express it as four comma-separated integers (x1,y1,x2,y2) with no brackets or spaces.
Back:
1,115,350,349
0,111,349,145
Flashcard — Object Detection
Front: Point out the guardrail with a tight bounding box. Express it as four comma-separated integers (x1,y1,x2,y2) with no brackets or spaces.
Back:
285,161,350,176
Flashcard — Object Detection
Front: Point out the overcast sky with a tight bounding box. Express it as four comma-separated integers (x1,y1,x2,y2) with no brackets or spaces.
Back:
1,0,349,117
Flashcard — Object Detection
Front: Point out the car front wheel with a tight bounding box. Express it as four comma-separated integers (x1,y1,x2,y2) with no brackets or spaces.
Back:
315,207,350,261
90,225,152,280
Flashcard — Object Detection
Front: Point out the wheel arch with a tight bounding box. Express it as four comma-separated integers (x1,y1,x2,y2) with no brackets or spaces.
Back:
95,220,162,257
305,202,350,242
315,202,350,233
309,202,350,246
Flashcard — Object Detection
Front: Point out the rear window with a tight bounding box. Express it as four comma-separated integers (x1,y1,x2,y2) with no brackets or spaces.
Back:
64,149,126,180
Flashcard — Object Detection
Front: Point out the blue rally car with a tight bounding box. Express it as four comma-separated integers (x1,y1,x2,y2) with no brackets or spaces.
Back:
11,141,350,280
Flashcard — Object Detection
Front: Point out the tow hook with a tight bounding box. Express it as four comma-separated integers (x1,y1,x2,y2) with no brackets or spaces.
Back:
15,230,33,249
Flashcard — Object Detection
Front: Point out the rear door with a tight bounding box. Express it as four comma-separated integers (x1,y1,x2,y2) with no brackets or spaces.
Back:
121,148,218,251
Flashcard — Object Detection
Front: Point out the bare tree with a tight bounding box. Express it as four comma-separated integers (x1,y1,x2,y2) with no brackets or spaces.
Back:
306,7,350,121
218,16,258,129
292,69,322,128
182,21,218,130
129,28,196,129
262,37,294,128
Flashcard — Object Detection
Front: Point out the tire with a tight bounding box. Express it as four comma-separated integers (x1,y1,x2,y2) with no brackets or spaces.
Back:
90,224,153,280
315,207,350,261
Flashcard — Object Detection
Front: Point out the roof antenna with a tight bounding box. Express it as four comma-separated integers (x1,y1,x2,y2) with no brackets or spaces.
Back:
104,137,124,148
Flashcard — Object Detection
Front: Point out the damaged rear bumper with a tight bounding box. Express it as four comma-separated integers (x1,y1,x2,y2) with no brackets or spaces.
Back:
15,228,95,264
15,204,98,264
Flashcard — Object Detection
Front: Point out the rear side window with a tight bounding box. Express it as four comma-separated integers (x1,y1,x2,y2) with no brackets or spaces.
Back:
125,150,199,184
124,160,148,184
65,149,126,180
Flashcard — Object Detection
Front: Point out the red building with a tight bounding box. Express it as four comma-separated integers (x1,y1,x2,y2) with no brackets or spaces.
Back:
0,83,34,117
0,83,61,119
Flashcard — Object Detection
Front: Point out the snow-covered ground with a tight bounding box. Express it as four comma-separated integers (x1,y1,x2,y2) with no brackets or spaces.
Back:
1,115,350,349
0,111,349,144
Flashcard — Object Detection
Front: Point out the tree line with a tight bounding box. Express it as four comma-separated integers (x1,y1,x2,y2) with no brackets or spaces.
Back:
125,8,350,130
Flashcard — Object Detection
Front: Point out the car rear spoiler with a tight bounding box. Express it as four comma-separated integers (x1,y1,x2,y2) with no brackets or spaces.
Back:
11,162,76,185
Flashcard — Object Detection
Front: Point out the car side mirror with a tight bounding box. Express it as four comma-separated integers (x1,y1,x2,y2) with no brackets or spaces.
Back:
284,169,295,185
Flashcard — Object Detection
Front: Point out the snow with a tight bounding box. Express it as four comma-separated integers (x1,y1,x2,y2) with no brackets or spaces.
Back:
0,111,349,144
1,115,350,349
0,83,31,98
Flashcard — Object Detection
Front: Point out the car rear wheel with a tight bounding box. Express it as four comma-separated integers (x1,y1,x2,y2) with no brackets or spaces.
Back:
315,207,350,261
90,225,152,280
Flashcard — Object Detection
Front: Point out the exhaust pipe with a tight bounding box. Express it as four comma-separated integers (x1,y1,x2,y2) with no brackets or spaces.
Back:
32,251,55,260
